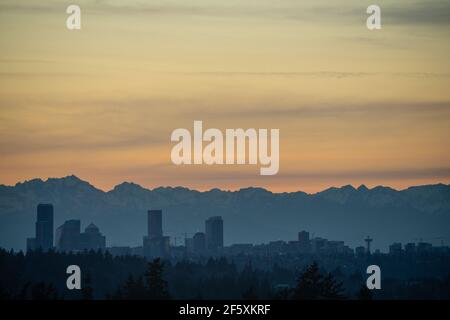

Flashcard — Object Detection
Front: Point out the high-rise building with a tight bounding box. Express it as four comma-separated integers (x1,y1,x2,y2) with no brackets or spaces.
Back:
27,203,54,252
55,220,81,252
79,223,106,251
205,216,223,252
143,209,169,258
36,204,54,251
148,210,162,239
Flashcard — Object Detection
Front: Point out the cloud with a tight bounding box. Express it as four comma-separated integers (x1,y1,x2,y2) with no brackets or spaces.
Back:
172,71,375,78
2,0,449,26
171,71,450,79
0,132,167,156
385,0,450,26
175,100,450,120
275,167,450,182
148,165,450,185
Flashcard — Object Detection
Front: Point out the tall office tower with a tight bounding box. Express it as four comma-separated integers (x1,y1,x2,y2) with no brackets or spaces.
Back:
205,216,223,252
143,209,169,258
55,220,81,252
35,203,54,251
148,210,163,239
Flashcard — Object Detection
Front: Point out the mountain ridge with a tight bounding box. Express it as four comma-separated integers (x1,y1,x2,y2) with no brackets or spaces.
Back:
1,175,449,252
2,174,448,195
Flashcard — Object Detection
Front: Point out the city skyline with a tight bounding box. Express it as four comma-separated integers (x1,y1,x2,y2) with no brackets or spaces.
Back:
23,202,447,256
2,174,448,252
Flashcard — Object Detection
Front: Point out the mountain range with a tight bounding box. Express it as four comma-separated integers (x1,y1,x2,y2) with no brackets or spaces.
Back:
1,175,449,251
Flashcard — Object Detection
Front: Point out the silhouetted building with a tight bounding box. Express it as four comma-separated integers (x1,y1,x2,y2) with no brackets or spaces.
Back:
389,242,402,255
417,242,432,254
143,236,170,258
79,223,106,251
185,237,194,254
143,209,169,258
193,232,206,254
27,204,54,252
170,245,185,258
298,230,311,253
55,220,80,252
205,216,223,253
268,240,286,254
327,241,345,254
31,203,54,251
148,210,162,239
227,243,253,255
405,242,416,254
298,231,309,242
355,246,366,257
131,246,144,256
311,237,327,253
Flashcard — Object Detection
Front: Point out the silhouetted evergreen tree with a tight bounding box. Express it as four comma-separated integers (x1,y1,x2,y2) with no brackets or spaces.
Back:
293,262,322,299
144,258,170,299
122,274,136,299
293,262,345,300
30,282,58,300
321,273,345,299
81,272,93,300
357,285,373,300
17,282,31,300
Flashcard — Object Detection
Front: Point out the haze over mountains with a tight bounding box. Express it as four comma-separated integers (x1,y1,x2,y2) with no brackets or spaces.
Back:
1,175,449,252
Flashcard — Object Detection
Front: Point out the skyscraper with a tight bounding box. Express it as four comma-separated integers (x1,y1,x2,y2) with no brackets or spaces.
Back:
35,203,54,251
55,220,81,252
205,216,223,253
147,210,162,239
143,209,169,258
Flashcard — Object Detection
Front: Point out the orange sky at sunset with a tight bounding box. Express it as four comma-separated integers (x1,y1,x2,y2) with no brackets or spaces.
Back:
1,0,449,193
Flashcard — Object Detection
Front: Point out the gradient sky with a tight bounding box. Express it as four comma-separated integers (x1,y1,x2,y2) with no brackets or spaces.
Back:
0,0,449,192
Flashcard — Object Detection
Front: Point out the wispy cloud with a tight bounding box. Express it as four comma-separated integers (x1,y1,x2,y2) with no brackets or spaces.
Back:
175,100,450,120
2,0,449,26
169,71,450,79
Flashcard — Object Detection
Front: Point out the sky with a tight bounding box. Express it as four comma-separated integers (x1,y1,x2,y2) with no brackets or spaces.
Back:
0,0,449,193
